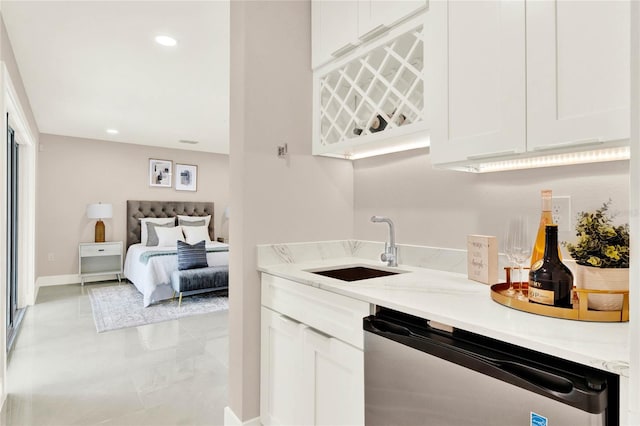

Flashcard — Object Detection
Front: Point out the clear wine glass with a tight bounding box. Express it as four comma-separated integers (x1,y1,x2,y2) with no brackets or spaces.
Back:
508,216,531,301
502,225,518,296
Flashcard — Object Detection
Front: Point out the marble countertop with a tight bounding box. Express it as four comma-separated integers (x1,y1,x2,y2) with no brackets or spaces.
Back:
257,240,630,377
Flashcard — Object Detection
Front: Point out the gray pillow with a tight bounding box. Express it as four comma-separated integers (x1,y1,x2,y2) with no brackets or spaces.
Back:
177,240,208,270
179,218,206,227
146,222,175,246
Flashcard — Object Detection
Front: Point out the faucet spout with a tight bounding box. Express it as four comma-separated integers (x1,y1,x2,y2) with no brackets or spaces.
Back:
370,216,398,267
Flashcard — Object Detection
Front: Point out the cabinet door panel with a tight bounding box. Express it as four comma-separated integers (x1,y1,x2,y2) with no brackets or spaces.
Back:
260,308,306,426
358,0,426,40
429,0,526,165
301,328,365,426
526,0,629,150
312,0,359,69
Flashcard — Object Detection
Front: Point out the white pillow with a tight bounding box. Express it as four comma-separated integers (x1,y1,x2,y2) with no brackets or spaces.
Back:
155,226,185,247
139,217,175,245
182,225,212,244
177,214,211,228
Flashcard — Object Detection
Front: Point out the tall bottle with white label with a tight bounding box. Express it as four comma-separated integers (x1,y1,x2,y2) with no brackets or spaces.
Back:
528,224,573,308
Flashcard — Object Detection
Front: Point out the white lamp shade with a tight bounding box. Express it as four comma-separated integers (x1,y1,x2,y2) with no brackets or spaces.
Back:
87,203,113,219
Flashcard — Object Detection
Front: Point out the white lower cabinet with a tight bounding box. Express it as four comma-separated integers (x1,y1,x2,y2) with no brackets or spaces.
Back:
260,274,368,426
300,328,365,426
260,307,307,426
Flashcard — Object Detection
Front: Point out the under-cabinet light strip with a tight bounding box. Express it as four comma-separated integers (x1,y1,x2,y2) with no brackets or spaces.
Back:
473,146,630,173
347,139,430,160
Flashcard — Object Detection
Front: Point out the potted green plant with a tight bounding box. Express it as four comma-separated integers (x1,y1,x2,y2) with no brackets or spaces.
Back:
563,200,629,311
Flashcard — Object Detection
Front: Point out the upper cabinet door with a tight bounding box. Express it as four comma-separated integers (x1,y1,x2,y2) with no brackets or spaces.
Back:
312,0,359,69
429,0,526,165
526,0,630,152
358,0,427,41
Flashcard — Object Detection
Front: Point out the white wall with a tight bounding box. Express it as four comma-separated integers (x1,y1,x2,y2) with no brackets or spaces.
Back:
228,0,354,421
354,148,630,253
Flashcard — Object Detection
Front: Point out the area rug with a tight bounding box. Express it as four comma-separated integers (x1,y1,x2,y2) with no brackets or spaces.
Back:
88,284,228,333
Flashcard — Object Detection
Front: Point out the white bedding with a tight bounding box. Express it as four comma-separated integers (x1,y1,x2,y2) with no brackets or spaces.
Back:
124,242,229,307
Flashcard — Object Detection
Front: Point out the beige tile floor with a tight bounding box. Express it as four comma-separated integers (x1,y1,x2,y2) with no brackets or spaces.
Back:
0,282,229,426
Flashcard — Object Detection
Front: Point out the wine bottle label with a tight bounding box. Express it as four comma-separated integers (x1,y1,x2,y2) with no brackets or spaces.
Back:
528,284,555,305
531,260,544,271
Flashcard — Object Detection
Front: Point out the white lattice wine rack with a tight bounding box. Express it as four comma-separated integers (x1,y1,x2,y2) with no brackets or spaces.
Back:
316,23,425,157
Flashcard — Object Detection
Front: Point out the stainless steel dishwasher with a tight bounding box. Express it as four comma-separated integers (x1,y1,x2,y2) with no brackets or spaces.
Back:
364,307,618,426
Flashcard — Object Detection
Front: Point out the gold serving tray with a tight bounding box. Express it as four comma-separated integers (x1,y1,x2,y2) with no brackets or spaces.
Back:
490,282,629,322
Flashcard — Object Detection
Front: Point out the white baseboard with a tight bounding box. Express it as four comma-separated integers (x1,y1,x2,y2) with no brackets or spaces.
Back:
224,406,261,426
36,274,80,287
36,274,120,287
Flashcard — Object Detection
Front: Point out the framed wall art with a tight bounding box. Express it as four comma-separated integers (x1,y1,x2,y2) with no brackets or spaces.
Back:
149,159,172,188
175,163,197,191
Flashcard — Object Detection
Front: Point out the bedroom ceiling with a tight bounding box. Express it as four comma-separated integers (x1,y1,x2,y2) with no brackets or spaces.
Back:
1,1,230,154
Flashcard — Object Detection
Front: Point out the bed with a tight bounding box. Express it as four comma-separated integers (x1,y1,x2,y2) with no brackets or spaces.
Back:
123,200,229,307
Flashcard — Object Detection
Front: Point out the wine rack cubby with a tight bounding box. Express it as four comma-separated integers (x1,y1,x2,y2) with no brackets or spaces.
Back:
315,21,425,157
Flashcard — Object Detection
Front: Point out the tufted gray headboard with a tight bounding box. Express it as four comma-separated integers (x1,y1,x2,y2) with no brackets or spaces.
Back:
126,200,215,250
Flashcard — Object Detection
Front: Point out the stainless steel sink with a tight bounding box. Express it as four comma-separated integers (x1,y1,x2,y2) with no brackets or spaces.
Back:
309,266,402,282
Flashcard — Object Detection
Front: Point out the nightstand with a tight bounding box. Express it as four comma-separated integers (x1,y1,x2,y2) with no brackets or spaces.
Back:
79,241,123,285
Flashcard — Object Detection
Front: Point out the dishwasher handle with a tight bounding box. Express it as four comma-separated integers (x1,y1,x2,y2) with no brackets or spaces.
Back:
365,317,608,414
367,318,572,393
482,356,574,394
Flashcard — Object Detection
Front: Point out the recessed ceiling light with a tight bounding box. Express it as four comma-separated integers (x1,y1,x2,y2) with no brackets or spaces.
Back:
155,35,177,47
106,129,119,135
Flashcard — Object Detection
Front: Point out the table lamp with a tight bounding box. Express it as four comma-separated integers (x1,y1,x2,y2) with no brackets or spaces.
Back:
87,202,113,243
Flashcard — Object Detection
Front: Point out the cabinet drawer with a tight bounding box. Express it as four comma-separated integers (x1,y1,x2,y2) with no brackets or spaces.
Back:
80,243,121,257
261,274,370,349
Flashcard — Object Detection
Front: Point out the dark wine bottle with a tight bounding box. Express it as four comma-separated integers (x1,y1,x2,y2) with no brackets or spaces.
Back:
369,114,388,133
528,224,573,308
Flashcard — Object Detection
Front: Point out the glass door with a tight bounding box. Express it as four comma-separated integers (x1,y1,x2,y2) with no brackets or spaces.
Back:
6,115,19,348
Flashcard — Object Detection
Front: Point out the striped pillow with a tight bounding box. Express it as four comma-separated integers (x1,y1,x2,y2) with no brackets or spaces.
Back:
177,240,208,270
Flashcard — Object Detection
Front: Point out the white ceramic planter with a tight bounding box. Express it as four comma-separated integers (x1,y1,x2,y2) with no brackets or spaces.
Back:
575,265,629,311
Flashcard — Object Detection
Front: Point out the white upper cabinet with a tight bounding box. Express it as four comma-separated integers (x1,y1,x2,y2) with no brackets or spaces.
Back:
311,1,429,159
429,0,526,165
313,14,428,159
312,0,427,70
429,0,630,169
312,1,359,69
358,0,427,41
526,0,630,152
